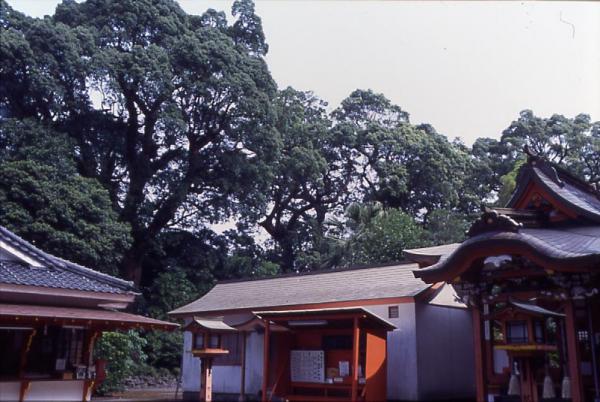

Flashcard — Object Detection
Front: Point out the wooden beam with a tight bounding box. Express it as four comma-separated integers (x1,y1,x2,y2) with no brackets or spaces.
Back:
199,357,213,402
19,328,36,379
262,320,270,402
564,299,584,402
19,380,30,402
82,379,95,402
472,307,486,402
351,316,360,402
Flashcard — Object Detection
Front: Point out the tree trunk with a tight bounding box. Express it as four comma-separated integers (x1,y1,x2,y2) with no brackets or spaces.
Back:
120,238,147,286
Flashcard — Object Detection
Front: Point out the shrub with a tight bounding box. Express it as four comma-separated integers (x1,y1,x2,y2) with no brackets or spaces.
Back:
94,331,147,394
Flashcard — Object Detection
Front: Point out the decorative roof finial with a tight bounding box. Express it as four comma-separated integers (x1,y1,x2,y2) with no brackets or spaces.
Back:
523,144,541,165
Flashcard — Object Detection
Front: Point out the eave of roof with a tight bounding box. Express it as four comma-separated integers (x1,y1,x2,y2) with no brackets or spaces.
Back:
254,306,397,331
0,303,179,330
183,318,238,332
413,226,600,283
403,243,460,266
509,300,565,318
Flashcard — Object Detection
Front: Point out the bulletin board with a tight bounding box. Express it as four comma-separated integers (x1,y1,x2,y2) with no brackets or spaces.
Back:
290,350,325,383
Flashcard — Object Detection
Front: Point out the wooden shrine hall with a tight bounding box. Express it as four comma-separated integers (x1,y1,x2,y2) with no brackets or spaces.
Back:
406,150,600,402
0,226,178,402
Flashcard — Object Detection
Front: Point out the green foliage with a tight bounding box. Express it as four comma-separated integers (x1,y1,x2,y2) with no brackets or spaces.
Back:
94,331,147,394
496,159,526,207
0,119,131,275
424,209,470,245
143,331,183,373
332,90,490,218
146,269,199,320
325,203,427,268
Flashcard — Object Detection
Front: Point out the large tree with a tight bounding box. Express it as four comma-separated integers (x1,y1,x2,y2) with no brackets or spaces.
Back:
257,88,353,271
473,110,600,203
332,89,489,219
1,0,279,284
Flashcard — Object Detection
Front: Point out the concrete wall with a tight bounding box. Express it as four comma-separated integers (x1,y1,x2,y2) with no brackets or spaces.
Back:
415,303,476,400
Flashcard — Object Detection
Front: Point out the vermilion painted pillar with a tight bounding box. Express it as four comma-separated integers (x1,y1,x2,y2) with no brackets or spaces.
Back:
564,300,584,402
352,316,360,401
262,320,271,402
472,307,486,402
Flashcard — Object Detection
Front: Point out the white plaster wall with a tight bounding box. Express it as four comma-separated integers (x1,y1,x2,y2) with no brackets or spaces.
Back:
0,380,88,401
182,329,201,393
0,381,20,401
243,331,264,395
181,328,264,397
415,304,476,400
365,303,419,401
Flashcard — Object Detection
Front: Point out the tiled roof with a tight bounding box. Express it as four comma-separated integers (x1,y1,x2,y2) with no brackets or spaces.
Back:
0,226,134,294
414,226,600,281
507,157,600,222
0,260,129,294
170,263,429,316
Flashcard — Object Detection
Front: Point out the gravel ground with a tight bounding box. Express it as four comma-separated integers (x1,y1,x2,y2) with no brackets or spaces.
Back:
93,387,182,402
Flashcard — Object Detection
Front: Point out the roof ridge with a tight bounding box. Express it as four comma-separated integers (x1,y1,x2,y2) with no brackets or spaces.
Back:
523,147,600,198
215,260,418,285
0,225,134,292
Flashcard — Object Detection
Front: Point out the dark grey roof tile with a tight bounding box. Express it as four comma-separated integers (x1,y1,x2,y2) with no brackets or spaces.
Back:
0,226,134,294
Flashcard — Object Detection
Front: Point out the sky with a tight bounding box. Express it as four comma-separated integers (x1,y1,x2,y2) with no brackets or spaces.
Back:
8,1,600,145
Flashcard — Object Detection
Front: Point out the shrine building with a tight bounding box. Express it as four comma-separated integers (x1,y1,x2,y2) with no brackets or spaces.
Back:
0,226,178,402
405,151,600,402
169,262,475,401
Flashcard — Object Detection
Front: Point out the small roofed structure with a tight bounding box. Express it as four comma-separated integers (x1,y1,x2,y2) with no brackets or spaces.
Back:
255,307,395,402
184,318,239,402
405,150,600,402
0,226,177,402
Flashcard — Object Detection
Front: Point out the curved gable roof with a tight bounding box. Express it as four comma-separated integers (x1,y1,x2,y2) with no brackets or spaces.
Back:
413,226,600,283
507,156,600,222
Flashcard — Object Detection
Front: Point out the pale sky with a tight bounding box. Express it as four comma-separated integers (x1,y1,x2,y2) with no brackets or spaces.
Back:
9,1,600,145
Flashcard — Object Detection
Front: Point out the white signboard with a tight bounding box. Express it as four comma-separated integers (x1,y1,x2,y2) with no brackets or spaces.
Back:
290,350,325,383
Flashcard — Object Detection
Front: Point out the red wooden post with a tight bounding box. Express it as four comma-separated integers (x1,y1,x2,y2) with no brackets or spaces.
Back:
564,299,584,402
262,320,270,402
352,316,360,402
199,358,213,402
472,307,486,402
